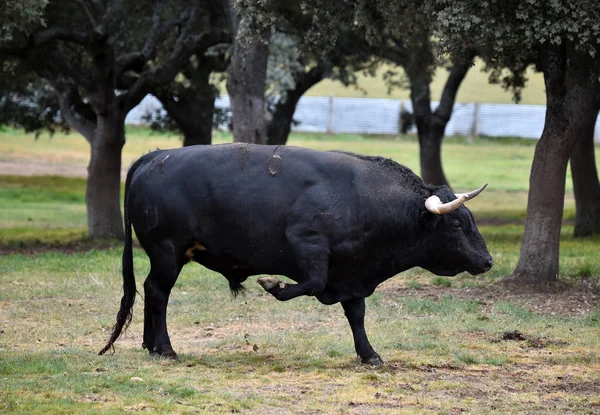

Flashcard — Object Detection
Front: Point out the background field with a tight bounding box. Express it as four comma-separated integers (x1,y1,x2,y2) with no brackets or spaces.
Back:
1,128,600,414
305,60,547,105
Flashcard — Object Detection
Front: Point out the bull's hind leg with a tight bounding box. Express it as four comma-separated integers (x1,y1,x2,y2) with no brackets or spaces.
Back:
341,297,383,367
142,242,184,359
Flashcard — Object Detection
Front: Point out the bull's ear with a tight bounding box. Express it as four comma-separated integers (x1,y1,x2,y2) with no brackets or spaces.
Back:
420,210,440,232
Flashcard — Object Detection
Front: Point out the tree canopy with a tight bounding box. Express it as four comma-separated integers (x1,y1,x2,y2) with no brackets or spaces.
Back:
0,0,230,238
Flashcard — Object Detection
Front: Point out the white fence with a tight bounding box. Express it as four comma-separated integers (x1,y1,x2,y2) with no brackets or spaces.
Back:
125,95,600,141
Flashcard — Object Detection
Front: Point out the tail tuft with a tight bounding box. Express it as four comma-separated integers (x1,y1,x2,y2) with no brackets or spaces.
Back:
98,291,135,355
229,280,247,298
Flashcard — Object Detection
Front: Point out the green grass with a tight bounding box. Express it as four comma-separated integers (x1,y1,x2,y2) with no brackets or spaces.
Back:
1,128,599,272
430,276,453,288
1,247,599,413
2,128,600,413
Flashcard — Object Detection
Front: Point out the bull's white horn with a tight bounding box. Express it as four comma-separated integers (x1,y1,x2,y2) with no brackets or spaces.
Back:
425,183,488,215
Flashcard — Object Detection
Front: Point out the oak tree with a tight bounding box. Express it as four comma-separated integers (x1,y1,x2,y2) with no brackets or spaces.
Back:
430,0,600,282
1,0,227,238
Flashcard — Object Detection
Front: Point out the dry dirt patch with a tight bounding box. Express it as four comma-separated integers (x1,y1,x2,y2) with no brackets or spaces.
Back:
380,278,600,316
0,160,127,180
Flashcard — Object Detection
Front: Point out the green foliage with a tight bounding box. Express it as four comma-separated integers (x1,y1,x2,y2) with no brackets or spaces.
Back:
0,74,67,136
429,0,600,90
0,0,48,40
266,32,304,102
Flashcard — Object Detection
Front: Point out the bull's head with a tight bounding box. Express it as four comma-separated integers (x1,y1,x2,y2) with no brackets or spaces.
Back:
420,184,493,276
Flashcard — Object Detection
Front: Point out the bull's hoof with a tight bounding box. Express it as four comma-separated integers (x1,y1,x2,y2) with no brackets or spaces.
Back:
257,277,286,294
150,345,179,360
361,354,384,367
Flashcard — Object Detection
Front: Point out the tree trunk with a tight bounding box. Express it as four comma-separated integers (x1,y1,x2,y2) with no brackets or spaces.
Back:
407,68,450,187
86,114,125,239
405,43,474,188
180,95,215,147
226,8,270,144
507,45,598,284
570,108,600,237
155,89,216,147
267,66,325,145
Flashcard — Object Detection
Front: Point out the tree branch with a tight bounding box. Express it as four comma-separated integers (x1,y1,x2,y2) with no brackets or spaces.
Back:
34,27,91,46
48,76,97,141
77,0,99,28
115,0,166,75
433,48,477,123
45,49,96,93
123,23,229,112
377,38,411,67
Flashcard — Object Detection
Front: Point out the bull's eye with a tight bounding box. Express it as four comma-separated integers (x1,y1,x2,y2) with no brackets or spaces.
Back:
453,221,462,229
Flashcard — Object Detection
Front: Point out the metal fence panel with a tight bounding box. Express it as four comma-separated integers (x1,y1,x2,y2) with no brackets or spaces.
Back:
329,97,401,135
445,102,477,136
125,94,600,141
292,96,330,133
478,103,546,139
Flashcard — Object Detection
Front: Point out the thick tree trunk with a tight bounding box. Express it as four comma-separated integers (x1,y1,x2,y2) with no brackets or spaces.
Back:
179,96,215,147
153,56,220,147
86,114,125,239
267,66,325,145
226,8,269,144
507,45,598,284
570,108,600,237
155,89,215,147
266,94,299,146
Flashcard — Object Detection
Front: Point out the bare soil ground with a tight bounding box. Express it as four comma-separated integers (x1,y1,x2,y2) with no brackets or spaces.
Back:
380,278,600,316
0,160,128,180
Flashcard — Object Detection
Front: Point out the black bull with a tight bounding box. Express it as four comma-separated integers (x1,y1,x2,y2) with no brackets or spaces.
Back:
100,144,492,365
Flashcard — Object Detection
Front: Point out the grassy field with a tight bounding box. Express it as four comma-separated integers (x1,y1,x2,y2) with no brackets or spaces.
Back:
1,129,600,413
305,59,547,105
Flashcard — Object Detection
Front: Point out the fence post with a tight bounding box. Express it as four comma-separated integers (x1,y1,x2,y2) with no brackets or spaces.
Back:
327,96,334,134
469,102,480,142
397,100,403,135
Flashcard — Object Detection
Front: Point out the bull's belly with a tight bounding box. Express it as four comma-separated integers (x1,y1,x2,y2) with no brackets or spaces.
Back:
188,240,302,278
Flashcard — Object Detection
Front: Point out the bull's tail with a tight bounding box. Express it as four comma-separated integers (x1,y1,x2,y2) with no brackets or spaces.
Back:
99,158,144,355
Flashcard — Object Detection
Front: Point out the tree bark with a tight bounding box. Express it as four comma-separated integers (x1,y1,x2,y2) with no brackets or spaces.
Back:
86,113,125,239
154,66,216,147
226,4,270,144
267,66,325,145
408,73,449,187
570,107,600,237
404,45,473,187
507,45,598,284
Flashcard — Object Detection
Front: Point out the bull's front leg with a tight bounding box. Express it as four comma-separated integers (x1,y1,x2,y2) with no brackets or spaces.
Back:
257,270,327,301
258,236,329,301
341,297,383,367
